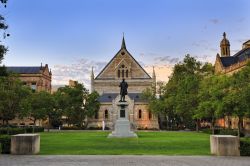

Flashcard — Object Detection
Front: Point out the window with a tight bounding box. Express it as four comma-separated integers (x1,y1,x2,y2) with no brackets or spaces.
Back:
149,111,152,120
104,109,108,119
126,70,128,78
31,82,37,92
122,70,124,78
95,112,99,119
118,70,120,78
138,109,142,119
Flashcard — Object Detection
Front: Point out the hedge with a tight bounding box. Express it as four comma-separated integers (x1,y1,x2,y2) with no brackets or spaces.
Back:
240,139,250,156
0,127,44,135
0,135,11,154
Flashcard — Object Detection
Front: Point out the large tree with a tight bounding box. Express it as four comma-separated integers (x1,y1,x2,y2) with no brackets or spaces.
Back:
0,75,31,125
222,63,250,136
54,83,100,128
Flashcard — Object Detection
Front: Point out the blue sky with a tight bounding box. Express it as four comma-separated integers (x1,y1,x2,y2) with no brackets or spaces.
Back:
1,0,250,87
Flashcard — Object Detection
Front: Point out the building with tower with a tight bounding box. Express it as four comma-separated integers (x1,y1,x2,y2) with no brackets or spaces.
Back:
214,33,250,130
88,36,159,130
215,32,250,75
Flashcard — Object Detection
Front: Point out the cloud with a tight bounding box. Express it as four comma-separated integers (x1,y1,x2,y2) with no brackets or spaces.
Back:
51,59,106,90
154,56,179,64
209,19,219,24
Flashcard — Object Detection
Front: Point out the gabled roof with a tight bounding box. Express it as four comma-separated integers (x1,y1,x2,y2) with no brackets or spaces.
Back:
7,67,43,74
95,37,151,79
218,47,250,67
98,93,147,103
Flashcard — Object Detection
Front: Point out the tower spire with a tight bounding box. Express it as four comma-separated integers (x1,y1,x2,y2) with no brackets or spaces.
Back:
91,66,95,93
121,33,126,49
220,32,230,57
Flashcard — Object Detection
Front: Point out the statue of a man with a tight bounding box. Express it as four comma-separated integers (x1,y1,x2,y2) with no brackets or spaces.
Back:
119,78,128,102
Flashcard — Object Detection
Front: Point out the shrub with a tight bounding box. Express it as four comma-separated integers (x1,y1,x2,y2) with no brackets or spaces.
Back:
61,126,83,130
240,139,250,156
219,129,244,137
0,135,11,154
0,127,44,135
201,128,220,134
0,128,25,135
25,127,44,133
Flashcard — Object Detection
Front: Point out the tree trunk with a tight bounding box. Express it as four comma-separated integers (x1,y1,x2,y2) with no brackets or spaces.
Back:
211,117,215,135
48,117,50,132
238,116,243,137
33,119,36,133
196,119,200,132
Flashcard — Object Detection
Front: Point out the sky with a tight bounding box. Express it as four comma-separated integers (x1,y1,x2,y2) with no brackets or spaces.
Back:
1,0,250,89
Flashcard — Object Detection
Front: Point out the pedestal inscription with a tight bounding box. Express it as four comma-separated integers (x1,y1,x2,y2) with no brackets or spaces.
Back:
108,102,137,138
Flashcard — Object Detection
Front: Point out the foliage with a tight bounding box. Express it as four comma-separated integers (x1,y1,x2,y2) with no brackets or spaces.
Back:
195,75,229,134
54,83,100,128
240,138,250,156
0,0,8,74
0,126,44,135
0,76,32,125
0,135,10,154
22,91,54,126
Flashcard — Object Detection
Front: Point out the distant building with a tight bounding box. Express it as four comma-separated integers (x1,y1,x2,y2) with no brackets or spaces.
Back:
69,80,78,87
6,64,52,93
214,33,250,131
88,36,159,130
215,32,250,75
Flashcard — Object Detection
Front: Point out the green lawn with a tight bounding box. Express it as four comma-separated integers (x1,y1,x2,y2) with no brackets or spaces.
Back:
40,131,210,155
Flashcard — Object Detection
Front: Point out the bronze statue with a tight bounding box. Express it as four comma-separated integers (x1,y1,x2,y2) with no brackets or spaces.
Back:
119,78,128,102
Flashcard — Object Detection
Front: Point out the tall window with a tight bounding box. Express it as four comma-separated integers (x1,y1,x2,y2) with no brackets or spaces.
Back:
104,109,108,119
149,111,152,120
95,112,99,119
117,64,129,78
118,70,120,78
122,70,124,78
138,109,142,119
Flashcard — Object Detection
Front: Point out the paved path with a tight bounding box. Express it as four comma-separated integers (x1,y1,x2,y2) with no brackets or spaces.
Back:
1,155,250,166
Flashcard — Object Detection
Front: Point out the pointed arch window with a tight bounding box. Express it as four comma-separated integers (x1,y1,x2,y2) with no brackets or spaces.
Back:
118,70,120,78
105,109,108,119
126,70,128,78
138,109,142,119
122,70,124,78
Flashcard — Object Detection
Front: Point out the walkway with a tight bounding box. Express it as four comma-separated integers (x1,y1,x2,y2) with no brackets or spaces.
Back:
1,155,250,166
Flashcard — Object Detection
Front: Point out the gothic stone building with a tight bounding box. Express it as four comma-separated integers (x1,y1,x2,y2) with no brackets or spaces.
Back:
214,33,250,130
88,37,159,130
6,64,52,93
215,32,250,75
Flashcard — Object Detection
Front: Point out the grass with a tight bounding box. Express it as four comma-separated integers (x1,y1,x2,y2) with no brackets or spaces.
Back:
40,131,210,155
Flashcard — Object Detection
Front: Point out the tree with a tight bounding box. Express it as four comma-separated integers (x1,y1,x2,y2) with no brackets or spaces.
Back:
23,91,54,132
0,75,31,126
195,75,229,134
222,63,250,136
54,83,100,128
0,0,9,76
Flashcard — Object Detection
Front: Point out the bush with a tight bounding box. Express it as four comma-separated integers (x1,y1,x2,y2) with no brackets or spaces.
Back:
61,126,83,130
0,135,11,154
240,139,250,156
201,128,220,134
25,126,44,133
0,127,44,135
0,128,25,135
219,129,244,137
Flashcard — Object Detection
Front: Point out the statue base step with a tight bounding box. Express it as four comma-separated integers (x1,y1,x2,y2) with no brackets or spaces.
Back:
108,119,137,138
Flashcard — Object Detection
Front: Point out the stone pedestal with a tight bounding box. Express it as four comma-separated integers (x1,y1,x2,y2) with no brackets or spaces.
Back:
108,101,137,138
210,135,240,156
11,134,40,155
